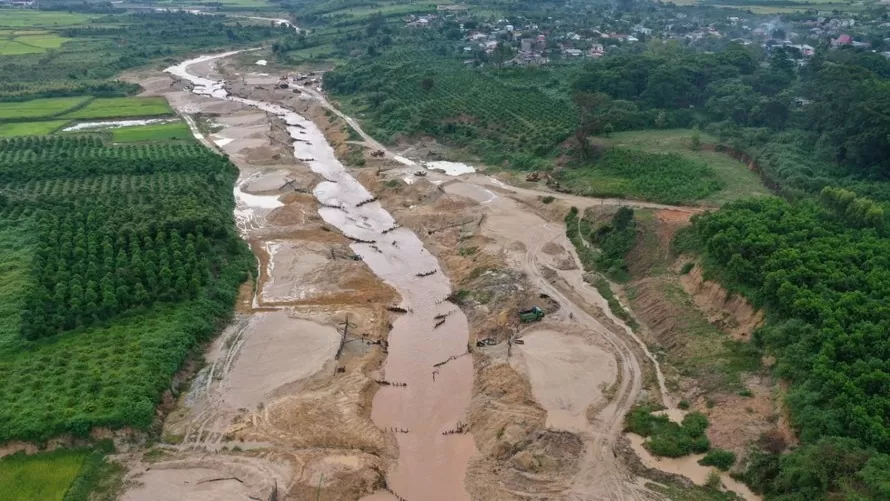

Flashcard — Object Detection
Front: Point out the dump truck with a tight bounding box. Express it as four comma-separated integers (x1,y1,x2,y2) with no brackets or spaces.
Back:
519,306,544,322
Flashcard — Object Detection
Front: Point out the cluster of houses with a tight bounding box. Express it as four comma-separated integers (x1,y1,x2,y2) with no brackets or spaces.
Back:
404,3,890,66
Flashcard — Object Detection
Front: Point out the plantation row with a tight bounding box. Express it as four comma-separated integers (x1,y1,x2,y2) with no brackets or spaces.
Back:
325,49,578,167
0,137,208,163
23,209,213,339
0,148,227,183
4,172,205,199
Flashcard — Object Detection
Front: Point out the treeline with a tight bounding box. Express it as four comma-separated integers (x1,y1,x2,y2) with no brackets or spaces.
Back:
679,193,890,499
573,42,890,200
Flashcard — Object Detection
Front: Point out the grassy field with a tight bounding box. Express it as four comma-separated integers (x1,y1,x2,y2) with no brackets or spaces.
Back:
0,120,69,137
0,449,87,501
61,97,173,119
0,10,92,28
593,129,770,206
0,97,89,120
325,1,439,18
111,121,192,142
0,32,70,55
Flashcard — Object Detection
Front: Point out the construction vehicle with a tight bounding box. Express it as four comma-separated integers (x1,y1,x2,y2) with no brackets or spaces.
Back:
519,306,545,323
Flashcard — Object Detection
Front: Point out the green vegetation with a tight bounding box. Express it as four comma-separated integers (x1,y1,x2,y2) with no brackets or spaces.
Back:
565,206,639,329
0,97,89,120
61,97,173,120
559,146,724,205
699,449,736,471
325,49,578,170
626,406,711,458
0,32,70,55
589,206,636,280
0,11,93,28
0,449,87,501
682,193,890,497
0,446,123,501
0,120,70,137
593,130,770,205
0,135,252,442
1,12,287,102
111,121,192,143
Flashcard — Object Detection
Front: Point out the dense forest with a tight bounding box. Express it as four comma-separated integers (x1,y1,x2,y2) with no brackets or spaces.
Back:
0,136,252,441
677,193,890,498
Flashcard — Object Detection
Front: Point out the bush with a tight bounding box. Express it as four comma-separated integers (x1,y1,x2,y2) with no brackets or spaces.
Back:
625,406,712,458
678,399,690,409
680,262,694,275
699,449,737,471
540,195,555,204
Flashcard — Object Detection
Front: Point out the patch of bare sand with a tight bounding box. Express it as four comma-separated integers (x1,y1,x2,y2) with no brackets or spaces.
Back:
220,311,340,410
512,329,617,433
122,456,288,501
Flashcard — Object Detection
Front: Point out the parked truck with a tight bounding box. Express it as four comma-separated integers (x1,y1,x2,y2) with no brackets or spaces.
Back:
519,306,544,322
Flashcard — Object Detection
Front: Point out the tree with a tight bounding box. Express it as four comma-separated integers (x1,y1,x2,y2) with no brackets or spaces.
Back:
420,77,434,91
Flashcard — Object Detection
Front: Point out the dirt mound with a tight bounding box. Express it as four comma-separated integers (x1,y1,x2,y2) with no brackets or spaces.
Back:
285,452,384,500
541,241,564,255
679,264,763,342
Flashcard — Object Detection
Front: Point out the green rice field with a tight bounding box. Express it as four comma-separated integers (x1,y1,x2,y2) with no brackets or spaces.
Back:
0,97,89,120
0,120,70,137
0,450,87,501
61,97,174,119
111,120,192,142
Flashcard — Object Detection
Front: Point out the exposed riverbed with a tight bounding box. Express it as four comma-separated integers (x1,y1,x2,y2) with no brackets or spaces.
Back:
166,53,476,501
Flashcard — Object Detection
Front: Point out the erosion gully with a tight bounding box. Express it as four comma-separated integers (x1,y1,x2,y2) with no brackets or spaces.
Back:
167,53,475,501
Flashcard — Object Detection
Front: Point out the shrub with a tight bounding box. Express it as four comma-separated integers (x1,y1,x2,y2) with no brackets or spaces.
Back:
678,399,690,410
699,449,737,471
680,262,694,275
541,195,555,204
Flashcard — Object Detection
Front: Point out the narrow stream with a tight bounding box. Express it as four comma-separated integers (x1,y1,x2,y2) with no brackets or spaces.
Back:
167,54,475,501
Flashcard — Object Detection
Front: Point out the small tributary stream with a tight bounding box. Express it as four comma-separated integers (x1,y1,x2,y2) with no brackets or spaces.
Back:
167,53,475,501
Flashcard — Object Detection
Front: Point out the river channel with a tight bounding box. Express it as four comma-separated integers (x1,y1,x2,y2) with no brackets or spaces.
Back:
166,53,475,501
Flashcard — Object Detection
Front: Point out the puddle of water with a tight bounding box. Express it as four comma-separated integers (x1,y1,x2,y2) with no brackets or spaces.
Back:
169,53,476,501
233,174,284,234
62,118,179,132
425,160,475,176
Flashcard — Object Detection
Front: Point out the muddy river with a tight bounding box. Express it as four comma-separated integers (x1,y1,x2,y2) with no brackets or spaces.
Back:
167,54,475,501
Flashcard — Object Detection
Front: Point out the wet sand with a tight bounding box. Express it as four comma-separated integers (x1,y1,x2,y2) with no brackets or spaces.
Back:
513,329,617,433
220,311,339,410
